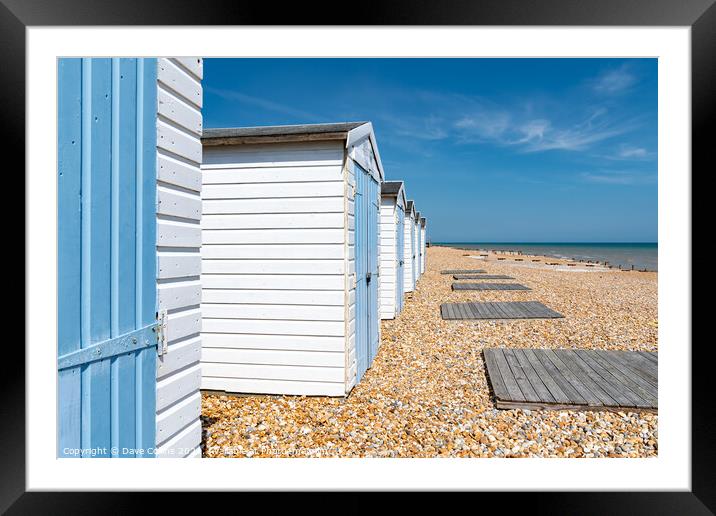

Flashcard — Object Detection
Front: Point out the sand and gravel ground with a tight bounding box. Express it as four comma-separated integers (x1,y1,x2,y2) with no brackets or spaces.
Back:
202,246,657,458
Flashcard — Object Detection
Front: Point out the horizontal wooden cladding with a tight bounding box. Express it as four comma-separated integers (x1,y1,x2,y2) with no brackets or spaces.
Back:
203,228,344,245
157,185,202,220
158,151,201,192
202,348,344,367
202,165,343,184
165,307,201,342
202,182,343,200
158,252,202,279
201,362,344,383
201,212,344,230
156,363,202,412
203,197,344,215
201,289,344,306
156,419,202,458
202,141,343,168
201,376,345,396
158,280,201,311
202,244,344,260
158,219,201,247
202,303,345,321
203,318,345,336
155,391,201,448
172,57,203,79
202,258,344,275
157,336,202,381
158,85,202,136
157,119,202,164
201,274,343,290
158,58,202,108
202,333,344,352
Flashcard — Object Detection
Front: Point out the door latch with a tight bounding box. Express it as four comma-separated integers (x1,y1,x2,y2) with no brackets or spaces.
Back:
157,309,168,357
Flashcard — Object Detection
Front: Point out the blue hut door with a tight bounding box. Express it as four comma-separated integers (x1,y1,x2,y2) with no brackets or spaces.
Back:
395,205,404,313
367,176,379,363
58,58,159,457
354,162,379,382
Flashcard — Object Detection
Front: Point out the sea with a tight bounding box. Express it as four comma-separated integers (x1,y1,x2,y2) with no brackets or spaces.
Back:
434,242,658,272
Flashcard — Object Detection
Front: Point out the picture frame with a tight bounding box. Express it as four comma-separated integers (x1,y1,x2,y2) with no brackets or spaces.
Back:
5,0,708,510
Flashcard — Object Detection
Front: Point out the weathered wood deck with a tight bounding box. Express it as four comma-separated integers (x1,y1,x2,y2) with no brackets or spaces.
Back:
453,274,514,280
441,301,563,320
452,283,531,291
441,269,486,274
483,348,657,412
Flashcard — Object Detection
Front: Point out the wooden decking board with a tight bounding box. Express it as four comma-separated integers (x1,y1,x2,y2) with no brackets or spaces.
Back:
533,350,588,405
589,351,655,407
503,349,541,402
621,352,658,386
639,351,658,364
559,350,618,406
523,349,572,404
452,282,531,291
484,348,658,412
573,350,638,407
441,269,486,274
488,302,510,319
453,274,515,280
596,351,657,403
513,349,556,403
492,349,526,402
542,349,603,406
440,301,563,320
483,348,510,401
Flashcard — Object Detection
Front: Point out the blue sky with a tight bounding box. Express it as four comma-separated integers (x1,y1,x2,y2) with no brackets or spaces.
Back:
203,58,657,242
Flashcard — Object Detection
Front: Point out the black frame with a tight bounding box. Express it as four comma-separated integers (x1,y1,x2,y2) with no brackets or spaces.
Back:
5,0,708,512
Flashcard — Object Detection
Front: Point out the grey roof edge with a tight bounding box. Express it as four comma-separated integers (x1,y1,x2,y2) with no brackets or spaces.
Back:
381,181,404,196
202,122,369,142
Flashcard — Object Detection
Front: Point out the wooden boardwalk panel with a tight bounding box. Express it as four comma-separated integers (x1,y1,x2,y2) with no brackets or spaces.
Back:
453,274,514,280
440,269,486,274
441,301,563,320
483,348,658,412
452,283,531,291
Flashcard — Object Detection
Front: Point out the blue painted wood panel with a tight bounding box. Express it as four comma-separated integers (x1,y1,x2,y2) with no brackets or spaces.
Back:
396,205,404,313
353,162,380,383
58,58,158,458
354,162,367,382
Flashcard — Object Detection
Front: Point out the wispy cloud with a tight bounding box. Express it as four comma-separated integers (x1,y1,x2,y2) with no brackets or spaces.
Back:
205,86,323,121
592,64,638,94
579,170,655,185
454,107,638,153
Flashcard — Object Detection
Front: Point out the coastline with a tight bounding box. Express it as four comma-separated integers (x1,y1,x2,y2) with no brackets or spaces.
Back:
433,242,658,272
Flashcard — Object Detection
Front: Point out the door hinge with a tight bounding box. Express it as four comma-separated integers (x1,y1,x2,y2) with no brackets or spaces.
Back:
157,309,168,357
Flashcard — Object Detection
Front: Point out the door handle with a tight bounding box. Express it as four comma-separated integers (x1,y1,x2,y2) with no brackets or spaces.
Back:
366,272,372,283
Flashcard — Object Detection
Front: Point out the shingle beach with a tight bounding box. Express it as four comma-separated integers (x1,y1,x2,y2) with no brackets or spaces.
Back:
202,245,657,458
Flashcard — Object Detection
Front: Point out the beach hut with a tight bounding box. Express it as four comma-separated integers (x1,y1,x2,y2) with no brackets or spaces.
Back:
379,181,407,319
200,122,384,396
414,210,422,281
57,57,204,458
420,217,427,274
404,200,417,292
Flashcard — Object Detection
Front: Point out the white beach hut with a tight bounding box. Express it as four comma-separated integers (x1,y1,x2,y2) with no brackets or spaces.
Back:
420,217,427,274
403,200,417,293
379,181,407,319
200,122,384,396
